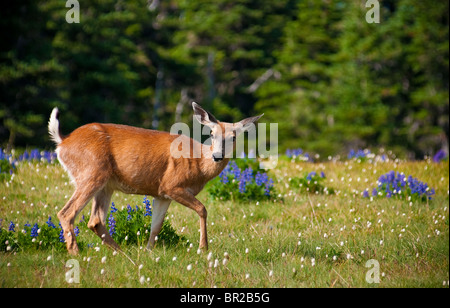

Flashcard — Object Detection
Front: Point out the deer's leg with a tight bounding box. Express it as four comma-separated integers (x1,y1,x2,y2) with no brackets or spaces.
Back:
58,185,100,255
146,197,171,250
167,188,208,250
87,186,120,251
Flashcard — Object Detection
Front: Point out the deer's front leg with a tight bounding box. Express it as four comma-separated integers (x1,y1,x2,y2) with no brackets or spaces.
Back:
167,188,208,250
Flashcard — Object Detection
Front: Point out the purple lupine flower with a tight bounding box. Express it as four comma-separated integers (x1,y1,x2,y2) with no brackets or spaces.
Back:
111,202,118,213
239,167,253,193
286,148,311,160
348,149,356,159
375,171,435,200
108,213,116,236
433,150,447,163
286,148,304,158
143,196,152,217
255,171,268,186
30,149,41,161
220,170,229,184
363,190,370,198
426,188,436,200
219,162,232,184
264,178,274,196
127,204,133,221
46,216,57,229
385,187,392,198
8,221,15,232
58,223,65,243
306,172,317,181
372,188,378,197
30,223,39,237
229,161,241,180
348,149,370,159
20,151,30,161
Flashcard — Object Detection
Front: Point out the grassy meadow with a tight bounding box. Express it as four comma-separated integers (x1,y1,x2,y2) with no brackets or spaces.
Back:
0,154,448,288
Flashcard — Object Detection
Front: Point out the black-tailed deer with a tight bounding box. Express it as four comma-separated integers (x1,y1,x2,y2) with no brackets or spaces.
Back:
48,103,262,255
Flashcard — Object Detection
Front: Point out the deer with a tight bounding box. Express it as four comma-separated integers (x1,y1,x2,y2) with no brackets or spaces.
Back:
48,102,263,255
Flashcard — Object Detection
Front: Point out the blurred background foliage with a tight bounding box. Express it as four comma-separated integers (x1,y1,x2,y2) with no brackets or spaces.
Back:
0,0,448,159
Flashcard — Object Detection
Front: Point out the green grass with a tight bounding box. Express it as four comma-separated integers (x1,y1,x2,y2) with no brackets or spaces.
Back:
0,158,448,288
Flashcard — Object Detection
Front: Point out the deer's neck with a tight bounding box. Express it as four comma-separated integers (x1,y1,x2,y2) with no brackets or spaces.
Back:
200,145,230,181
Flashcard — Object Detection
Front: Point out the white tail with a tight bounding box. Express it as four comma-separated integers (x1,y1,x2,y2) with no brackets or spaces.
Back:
49,103,262,255
48,107,63,145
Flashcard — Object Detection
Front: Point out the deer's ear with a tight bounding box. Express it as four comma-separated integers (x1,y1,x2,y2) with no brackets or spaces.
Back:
236,113,264,134
192,102,218,126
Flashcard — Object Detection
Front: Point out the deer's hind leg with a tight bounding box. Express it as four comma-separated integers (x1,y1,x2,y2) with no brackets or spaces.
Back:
88,186,120,251
58,184,103,255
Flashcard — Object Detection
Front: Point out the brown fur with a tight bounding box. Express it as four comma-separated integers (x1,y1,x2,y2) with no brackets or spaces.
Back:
50,104,261,255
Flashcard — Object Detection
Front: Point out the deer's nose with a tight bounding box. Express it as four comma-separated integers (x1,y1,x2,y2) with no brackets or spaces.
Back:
212,153,223,162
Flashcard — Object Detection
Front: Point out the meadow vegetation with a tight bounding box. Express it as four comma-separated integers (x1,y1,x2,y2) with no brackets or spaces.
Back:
0,150,448,288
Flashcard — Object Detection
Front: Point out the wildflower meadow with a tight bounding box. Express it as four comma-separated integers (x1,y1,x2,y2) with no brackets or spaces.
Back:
0,148,448,288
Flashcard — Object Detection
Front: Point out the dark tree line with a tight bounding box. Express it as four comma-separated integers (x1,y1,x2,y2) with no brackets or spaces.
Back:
0,0,448,158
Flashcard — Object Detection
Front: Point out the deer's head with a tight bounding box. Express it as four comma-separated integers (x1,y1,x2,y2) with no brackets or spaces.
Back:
193,102,263,162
